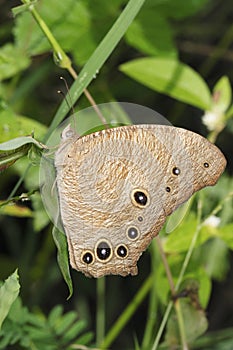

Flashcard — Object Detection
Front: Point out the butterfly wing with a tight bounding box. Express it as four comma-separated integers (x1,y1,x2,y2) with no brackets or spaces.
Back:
55,125,226,277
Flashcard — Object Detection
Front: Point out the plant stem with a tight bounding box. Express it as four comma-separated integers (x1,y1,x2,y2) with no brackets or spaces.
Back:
151,301,173,350
174,300,189,350
141,241,158,349
100,274,153,350
151,198,203,349
156,236,189,349
96,277,106,346
21,0,107,126
156,236,175,296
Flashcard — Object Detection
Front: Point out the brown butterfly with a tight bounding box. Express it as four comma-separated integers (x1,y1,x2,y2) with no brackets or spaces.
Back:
54,124,226,278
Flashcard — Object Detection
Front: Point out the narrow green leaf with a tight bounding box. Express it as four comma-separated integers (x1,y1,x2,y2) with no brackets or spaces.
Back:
165,198,192,233
0,270,20,329
74,331,93,346
55,312,77,335
213,76,232,113
120,57,211,110
47,305,63,326
46,0,146,137
0,136,46,151
52,226,73,299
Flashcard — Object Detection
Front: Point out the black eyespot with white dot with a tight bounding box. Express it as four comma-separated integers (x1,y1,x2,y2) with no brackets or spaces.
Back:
138,216,143,222
116,245,128,258
82,251,94,265
166,186,171,192
96,240,112,261
172,167,181,175
204,162,209,168
131,189,150,208
127,226,139,240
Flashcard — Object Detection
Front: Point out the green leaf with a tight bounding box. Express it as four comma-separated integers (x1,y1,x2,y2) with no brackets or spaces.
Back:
0,270,20,329
165,298,208,347
0,108,46,143
226,103,233,119
0,200,32,218
46,0,146,136
165,198,193,233
216,223,233,249
120,57,211,110
150,0,209,19
164,214,206,253
0,144,31,172
0,136,45,151
14,0,127,66
52,226,73,299
126,11,177,57
0,44,30,81
200,238,230,281
213,76,232,113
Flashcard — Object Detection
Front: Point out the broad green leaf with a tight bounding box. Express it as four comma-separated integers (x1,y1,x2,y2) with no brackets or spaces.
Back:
120,58,211,110
0,44,30,81
213,76,232,113
200,238,229,281
0,108,46,143
0,270,20,329
52,226,73,299
165,298,208,347
126,11,177,57
164,214,203,253
196,269,212,308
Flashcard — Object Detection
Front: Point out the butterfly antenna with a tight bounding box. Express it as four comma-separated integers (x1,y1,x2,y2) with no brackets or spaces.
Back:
58,77,76,131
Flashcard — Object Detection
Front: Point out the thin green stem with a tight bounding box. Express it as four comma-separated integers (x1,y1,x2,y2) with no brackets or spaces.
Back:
96,277,106,346
141,241,158,349
175,198,203,292
156,236,188,349
151,198,203,349
151,301,173,350
174,301,189,350
156,237,175,295
100,275,153,350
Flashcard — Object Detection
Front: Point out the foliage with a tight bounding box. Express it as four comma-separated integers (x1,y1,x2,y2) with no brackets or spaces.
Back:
0,0,233,349
0,275,93,350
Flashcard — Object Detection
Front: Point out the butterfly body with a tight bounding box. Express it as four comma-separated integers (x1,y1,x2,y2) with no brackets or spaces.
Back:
55,124,226,278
